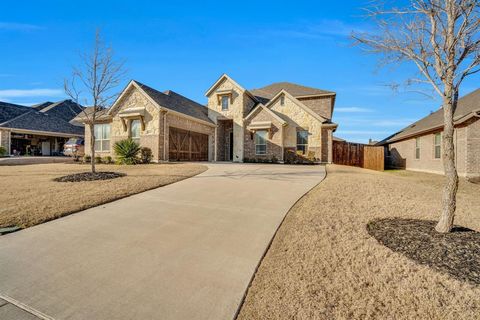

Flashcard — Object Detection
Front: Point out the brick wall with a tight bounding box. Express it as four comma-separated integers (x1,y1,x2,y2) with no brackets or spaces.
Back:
243,107,283,161
298,96,333,119
466,118,480,178
387,126,468,177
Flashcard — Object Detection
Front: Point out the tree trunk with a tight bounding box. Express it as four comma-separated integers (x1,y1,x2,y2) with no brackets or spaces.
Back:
90,123,96,173
435,98,458,233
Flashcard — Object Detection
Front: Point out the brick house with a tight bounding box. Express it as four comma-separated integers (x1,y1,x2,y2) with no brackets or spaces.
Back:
78,74,338,163
0,100,84,156
379,88,480,179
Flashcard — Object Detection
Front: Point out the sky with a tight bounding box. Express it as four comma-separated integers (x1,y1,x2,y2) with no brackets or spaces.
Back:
0,0,478,143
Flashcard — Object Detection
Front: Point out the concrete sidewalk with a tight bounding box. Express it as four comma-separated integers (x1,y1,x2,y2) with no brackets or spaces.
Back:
0,163,325,320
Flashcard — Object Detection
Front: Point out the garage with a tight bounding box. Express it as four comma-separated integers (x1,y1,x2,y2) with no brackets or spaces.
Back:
169,127,209,161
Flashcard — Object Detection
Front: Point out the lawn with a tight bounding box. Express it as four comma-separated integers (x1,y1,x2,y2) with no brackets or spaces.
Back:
0,162,207,229
238,165,480,320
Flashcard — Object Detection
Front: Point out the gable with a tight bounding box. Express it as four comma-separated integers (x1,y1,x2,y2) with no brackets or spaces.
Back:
269,93,324,128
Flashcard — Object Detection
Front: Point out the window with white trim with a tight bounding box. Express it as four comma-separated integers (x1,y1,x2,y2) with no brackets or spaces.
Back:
434,133,441,159
94,123,111,152
415,137,420,159
221,96,229,111
296,130,308,155
130,119,141,144
254,130,267,155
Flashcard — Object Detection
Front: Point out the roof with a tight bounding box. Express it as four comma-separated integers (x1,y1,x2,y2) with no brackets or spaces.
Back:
0,101,84,136
250,82,335,101
31,102,53,110
384,88,480,144
38,100,84,122
133,81,213,124
0,101,31,124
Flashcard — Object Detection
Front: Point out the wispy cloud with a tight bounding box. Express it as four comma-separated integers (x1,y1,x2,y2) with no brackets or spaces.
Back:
0,88,63,99
335,107,372,113
0,22,42,31
237,19,372,40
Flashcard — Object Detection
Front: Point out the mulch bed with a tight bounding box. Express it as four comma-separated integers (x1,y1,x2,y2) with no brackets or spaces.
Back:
54,172,126,182
367,218,480,285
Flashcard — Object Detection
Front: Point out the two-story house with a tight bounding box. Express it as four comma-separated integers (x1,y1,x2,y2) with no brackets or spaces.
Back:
77,74,338,163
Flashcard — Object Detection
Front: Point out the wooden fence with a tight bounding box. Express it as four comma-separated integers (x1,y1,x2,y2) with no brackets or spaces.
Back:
332,141,384,171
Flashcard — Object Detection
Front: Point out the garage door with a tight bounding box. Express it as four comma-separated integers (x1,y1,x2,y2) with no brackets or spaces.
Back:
169,127,209,161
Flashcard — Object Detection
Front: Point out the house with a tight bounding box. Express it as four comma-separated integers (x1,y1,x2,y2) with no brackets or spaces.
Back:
379,89,480,179
0,100,84,156
77,74,338,163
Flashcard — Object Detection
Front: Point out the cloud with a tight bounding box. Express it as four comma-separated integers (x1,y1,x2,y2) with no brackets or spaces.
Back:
0,22,42,31
0,88,63,99
237,19,372,41
335,107,372,113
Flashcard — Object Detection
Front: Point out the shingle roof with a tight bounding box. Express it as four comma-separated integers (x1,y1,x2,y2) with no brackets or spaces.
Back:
38,100,84,122
0,101,84,136
133,81,213,124
250,82,335,101
385,89,480,143
0,101,31,124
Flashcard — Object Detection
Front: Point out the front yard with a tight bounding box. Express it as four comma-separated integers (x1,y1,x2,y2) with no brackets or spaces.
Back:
0,162,207,229
238,165,480,320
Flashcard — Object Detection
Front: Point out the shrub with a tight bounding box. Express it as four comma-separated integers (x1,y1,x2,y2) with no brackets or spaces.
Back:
140,147,152,164
0,146,6,157
102,156,112,164
83,155,91,163
271,155,279,163
114,139,141,165
94,156,102,164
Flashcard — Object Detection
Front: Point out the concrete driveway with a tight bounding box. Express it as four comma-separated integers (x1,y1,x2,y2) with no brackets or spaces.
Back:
0,163,325,320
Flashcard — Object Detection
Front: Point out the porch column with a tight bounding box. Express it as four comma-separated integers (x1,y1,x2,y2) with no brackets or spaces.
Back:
214,126,218,162
327,129,333,163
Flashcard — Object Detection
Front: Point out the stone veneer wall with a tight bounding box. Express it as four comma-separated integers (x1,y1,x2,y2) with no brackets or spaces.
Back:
84,86,215,162
243,107,283,161
269,94,324,161
298,96,333,120
0,129,10,154
207,77,256,162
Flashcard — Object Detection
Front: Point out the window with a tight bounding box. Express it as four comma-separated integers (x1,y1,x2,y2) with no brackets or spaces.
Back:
130,119,141,144
221,96,229,111
280,96,285,106
415,137,421,159
255,130,267,155
434,133,441,159
94,123,110,152
296,130,308,155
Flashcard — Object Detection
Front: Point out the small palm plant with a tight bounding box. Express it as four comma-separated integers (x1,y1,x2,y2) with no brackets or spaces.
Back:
114,139,141,165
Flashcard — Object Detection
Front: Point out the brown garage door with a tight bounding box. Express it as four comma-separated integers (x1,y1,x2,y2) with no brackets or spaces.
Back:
169,127,209,161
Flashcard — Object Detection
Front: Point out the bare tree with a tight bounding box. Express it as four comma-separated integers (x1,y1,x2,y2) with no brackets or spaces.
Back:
354,0,480,233
65,30,125,173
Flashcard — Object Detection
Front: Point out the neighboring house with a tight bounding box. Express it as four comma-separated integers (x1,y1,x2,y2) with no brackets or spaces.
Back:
77,74,338,163
0,100,84,156
379,88,480,178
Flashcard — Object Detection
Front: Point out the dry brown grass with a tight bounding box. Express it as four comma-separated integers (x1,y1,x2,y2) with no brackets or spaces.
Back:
238,165,480,320
0,163,207,228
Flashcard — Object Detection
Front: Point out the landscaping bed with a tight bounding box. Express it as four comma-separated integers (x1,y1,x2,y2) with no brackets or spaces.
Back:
54,171,126,182
0,163,207,229
238,165,480,320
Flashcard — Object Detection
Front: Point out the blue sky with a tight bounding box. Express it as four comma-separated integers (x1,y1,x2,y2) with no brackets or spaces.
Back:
0,0,478,143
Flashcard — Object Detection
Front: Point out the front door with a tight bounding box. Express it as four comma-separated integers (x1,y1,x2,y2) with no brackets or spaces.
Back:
229,131,233,161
